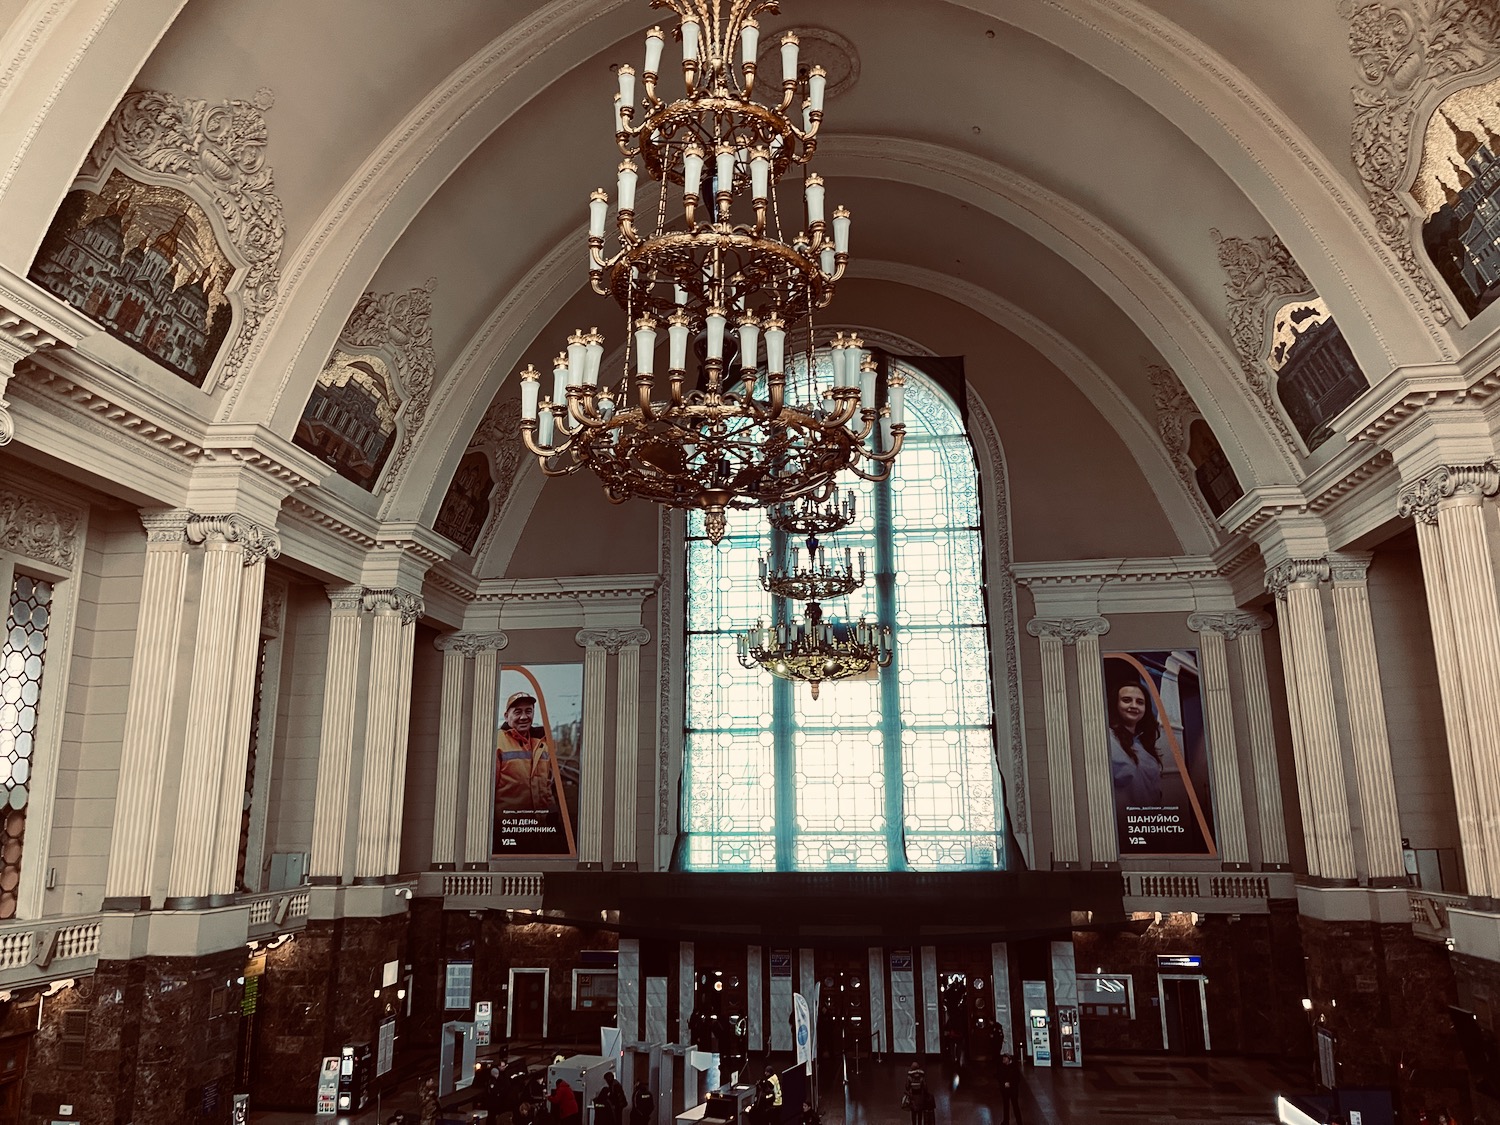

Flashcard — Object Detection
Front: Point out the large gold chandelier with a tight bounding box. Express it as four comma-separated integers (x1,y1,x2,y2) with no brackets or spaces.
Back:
516,0,906,542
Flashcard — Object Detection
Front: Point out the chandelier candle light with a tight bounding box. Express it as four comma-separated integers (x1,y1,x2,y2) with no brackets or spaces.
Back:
516,0,906,542
737,600,893,700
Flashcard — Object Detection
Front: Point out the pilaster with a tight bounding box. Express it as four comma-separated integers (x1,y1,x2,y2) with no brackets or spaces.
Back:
429,632,511,869
1027,618,1097,868
1185,612,1258,869
1070,620,1115,867
1266,559,1357,882
1397,463,1500,899
430,640,468,870
166,514,281,908
103,509,191,910
1327,553,1406,883
309,585,366,883
1232,619,1292,868
354,589,423,882
611,629,650,868
575,628,645,868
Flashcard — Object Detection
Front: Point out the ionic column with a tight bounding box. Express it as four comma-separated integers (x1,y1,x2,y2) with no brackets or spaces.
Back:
575,629,630,866
1069,619,1115,866
309,586,367,883
463,633,507,867
1026,618,1089,867
355,589,423,881
1186,613,1255,868
430,638,469,870
1327,554,1406,883
611,628,650,868
1398,465,1500,898
1233,619,1291,868
104,510,191,910
1267,560,1356,882
166,515,280,907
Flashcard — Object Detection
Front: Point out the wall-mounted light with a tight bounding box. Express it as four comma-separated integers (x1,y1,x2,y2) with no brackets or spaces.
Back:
1300,998,1313,1011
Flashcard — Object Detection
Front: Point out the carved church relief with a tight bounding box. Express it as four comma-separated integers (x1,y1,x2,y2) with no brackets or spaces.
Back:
28,88,285,388
294,280,435,492
1212,230,1368,453
1411,75,1500,319
433,450,494,554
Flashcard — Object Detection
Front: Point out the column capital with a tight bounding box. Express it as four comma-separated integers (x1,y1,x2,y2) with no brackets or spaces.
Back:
436,630,509,656
363,588,425,624
325,583,365,613
1265,558,1330,600
184,512,282,565
1186,610,1272,639
1396,461,1500,525
1026,616,1109,645
139,507,192,545
1327,551,1373,586
576,627,651,653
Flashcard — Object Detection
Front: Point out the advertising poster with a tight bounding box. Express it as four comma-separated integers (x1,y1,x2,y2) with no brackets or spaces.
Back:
1100,650,1216,856
493,663,583,856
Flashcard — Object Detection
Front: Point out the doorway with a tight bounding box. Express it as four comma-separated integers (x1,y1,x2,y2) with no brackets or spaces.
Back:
1157,974,1209,1053
508,968,550,1041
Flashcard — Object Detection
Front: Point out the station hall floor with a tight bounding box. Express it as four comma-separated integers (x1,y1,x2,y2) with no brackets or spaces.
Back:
249,1050,1307,1124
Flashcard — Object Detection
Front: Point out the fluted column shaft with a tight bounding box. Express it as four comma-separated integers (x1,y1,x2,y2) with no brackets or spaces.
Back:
1071,625,1115,866
612,635,648,868
1269,561,1356,881
431,645,468,869
104,511,191,909
574,631,613,866
1186,614,1254,867
1027,619,1090,867
384,611,418,876
167,515,279,906
1327,557,1406,882
1235,624,1291,867
463,636,506,866
355,590,423,881
310,586,366,882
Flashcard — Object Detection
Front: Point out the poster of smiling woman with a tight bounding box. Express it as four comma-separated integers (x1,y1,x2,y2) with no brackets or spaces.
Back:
493,663,583,857
1100,649,1217,856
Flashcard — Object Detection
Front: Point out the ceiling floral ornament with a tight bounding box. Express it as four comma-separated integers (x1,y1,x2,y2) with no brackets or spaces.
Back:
79,87,285,387
1339,0,1500,323
1210,228,1310,450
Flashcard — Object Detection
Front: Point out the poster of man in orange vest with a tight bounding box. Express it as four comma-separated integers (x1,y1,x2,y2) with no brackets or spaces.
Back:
493,664,581,856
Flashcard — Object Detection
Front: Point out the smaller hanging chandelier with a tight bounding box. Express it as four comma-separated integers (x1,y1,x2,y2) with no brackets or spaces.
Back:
758,533,865,602
767,487,858,536
737,600,892,700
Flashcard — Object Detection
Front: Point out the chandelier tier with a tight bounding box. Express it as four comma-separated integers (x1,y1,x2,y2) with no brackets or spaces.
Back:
759,533,865,603
516,0,906,543
767,487,857,536
737,600,893,700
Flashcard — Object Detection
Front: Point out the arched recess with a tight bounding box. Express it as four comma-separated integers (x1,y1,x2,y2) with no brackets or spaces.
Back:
960,0,1455,373
816,135,1301,481
187,0,1453,446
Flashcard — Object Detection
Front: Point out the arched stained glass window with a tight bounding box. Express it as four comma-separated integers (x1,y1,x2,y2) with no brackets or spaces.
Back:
681,358,1004,871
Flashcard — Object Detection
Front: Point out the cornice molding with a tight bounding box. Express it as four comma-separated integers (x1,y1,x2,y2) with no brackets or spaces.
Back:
1012,556,1223,586
0,303,61,445
472,574,660,605
1026,616,1110,645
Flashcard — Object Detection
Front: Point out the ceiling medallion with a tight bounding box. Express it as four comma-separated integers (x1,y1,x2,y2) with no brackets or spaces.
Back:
515,0,905,543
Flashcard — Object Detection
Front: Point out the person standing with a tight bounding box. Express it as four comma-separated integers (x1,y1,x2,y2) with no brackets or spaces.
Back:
598,1071,629,1125
902,1061,935,1125
629,1080,655,1125
997,1052,1024,1125
549,1077,581,1125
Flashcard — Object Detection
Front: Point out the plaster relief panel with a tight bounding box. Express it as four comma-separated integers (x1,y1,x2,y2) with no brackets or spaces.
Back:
1146,364,1243,521
1212,230,1368,454
434,449,493,554
294,280,435,492
28,88,285,388
1412,78,1500,319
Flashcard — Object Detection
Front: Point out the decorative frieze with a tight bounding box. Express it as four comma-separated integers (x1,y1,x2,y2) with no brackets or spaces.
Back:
0,486,82,568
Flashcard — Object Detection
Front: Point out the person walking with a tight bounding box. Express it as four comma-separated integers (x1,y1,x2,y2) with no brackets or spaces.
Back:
997,1052,1024,1125
901,1061,935,1125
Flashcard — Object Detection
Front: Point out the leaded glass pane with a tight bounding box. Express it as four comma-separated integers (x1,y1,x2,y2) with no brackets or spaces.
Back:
682,359,1003,871
0,574,52,918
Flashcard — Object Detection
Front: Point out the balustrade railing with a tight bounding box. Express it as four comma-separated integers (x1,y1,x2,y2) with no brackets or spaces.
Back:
1122,870,1295,909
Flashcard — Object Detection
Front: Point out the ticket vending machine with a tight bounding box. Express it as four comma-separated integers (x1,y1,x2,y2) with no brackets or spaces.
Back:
1021,981,1051,1067
1056,1005,1080,1066
336,1042,372,1113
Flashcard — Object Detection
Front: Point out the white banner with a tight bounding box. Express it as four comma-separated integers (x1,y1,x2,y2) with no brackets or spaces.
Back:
793,992,812,1068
